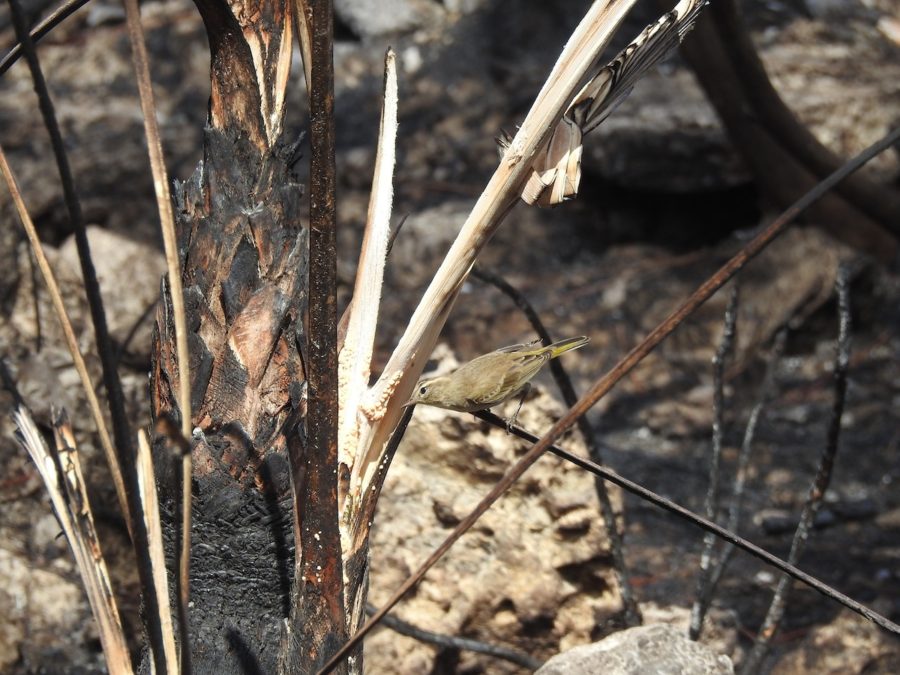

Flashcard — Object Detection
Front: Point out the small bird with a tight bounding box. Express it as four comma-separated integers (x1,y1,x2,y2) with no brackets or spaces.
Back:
405,336,589,429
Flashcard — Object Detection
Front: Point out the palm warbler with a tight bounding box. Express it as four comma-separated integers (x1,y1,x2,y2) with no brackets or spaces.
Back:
405,336,589,427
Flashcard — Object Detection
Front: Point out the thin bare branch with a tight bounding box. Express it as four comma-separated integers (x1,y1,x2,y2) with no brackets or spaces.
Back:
471,264,641,626
0,358,26,407
385,213,410,258
27,247,42,351
691,327,786,637
282,1,346,671
689,284,739,637
14,407,134,675
705,285,739,521
318,124,900,674
357,404,415,547
0,0,91,77
741,266,853,674
115,299,157,366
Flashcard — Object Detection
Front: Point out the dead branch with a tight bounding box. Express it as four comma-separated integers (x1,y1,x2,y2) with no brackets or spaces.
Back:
282,0,348,671
741,266,853,673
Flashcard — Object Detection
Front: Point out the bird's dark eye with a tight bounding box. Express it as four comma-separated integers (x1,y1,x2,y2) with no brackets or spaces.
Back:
419,386,427,395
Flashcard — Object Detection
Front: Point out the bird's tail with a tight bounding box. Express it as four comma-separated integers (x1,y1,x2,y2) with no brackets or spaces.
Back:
545,335,590,359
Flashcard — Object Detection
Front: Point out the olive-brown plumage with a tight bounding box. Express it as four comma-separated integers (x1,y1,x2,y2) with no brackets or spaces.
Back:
405,337,589,421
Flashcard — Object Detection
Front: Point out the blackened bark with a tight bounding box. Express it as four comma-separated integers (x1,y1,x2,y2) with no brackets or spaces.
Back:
151,129,308,673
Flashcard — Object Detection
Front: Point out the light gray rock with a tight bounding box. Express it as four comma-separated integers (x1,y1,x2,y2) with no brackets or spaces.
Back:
443,0,490,13
536,624,734,675
334,0,442,37
58,226,166,352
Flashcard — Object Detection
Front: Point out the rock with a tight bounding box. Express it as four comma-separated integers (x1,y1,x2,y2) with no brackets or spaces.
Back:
536,624,734,675
0,547,101,672
7,226,164,427
640,603,741,665
57,226,166,354
334,0,443,38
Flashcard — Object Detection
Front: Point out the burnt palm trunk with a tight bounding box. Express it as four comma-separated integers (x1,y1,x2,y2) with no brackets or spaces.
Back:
150,0,352,671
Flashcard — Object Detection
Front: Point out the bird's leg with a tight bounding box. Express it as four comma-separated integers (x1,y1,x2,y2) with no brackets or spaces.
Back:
506,383,531,433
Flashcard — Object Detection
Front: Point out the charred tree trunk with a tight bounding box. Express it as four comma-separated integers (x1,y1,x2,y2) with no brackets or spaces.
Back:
153,130,307,672
149,0,351,671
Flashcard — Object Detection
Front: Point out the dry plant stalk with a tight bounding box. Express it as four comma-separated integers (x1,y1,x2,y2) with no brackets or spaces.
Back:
119,0,194,663
136,430,180,670
13,408,133,675
293,0,313,95
337,48,398,522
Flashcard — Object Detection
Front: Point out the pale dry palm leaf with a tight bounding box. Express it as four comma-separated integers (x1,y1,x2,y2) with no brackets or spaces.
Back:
514,0,708,207
13,408,134,675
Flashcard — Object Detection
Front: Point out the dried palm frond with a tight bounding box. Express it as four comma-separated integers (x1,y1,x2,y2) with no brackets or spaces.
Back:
504,0,708,207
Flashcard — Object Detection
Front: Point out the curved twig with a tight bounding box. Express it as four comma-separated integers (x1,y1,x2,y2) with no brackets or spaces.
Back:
367,603,543,671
